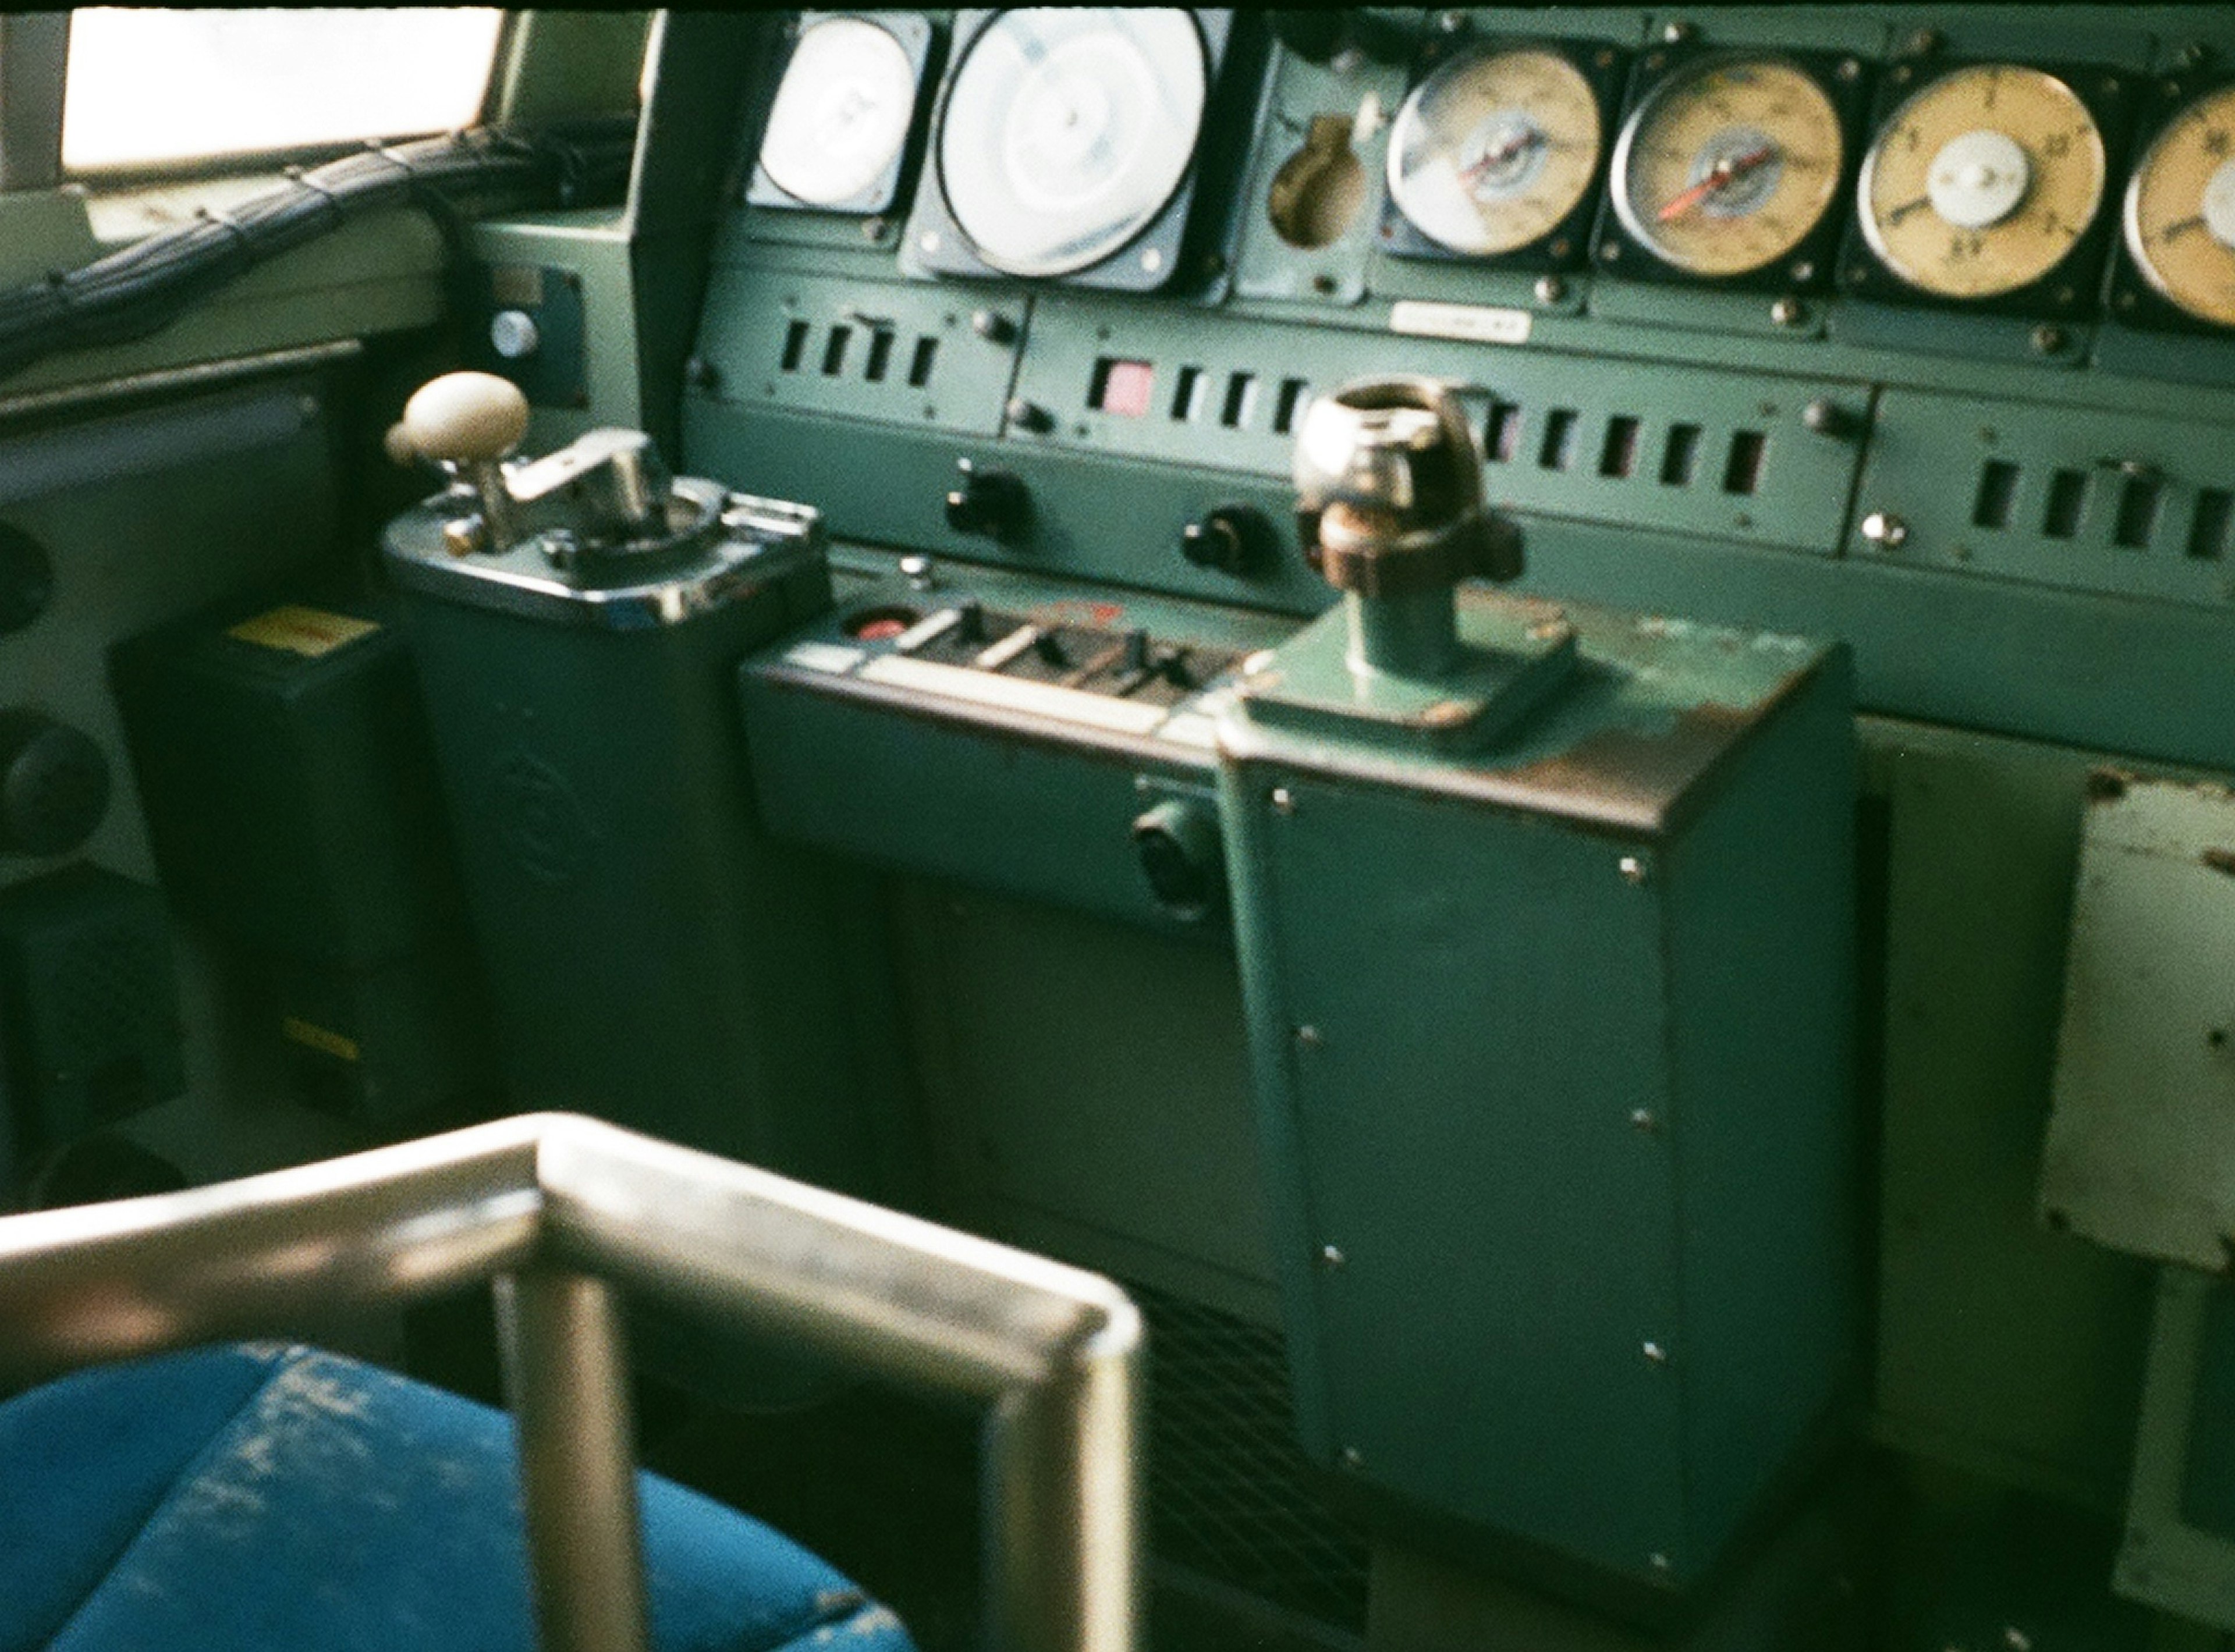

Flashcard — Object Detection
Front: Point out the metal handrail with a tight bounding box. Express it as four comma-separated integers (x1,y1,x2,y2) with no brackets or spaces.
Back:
0,1112,1141,1652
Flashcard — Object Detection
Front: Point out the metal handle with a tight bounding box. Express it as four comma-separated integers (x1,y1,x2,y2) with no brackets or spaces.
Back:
0,1113,1141,1652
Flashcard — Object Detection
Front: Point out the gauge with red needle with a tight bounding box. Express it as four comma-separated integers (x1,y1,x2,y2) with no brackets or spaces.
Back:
1610,55,1846,277
1387,45,1605,257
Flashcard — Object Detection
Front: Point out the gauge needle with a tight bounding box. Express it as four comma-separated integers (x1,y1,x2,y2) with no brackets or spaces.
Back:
1656,145,1776,222
1461,128,1542,181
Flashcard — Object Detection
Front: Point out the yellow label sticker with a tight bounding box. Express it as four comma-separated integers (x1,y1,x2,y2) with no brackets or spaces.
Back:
228,605,379,659
281,1016,361,1063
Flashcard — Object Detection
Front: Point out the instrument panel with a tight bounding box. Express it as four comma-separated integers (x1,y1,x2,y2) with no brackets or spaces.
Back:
737,7,2235,341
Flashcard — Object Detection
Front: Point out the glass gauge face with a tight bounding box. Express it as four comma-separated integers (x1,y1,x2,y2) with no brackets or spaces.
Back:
1611,56,1844,277
758,17,920,209
1387,47,1602,257
938,8,1207,278
1860,65,2106,299
2125,84,2235,327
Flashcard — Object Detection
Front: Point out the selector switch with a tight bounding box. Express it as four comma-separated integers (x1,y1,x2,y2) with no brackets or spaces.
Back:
1180,505,1276,577
945,459,1030,543
1131,798,1225,921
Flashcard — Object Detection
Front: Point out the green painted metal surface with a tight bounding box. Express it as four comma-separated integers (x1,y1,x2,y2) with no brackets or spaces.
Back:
1867,719,2156,1508
1216,592,1858,1589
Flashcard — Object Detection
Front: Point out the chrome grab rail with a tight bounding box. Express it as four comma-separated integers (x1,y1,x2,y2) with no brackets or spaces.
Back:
0,1113,1141,1652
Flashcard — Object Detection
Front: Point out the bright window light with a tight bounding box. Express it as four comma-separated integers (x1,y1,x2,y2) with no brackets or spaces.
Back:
63,8,506,172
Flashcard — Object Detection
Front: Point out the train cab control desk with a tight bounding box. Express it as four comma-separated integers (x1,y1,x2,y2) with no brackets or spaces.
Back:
380,375,885,1197
740,378,1860,1605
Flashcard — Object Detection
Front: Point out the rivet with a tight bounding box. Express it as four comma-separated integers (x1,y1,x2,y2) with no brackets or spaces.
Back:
1534,274,1567,305
862,217,887,241
2004,1629,2033,1652
1649,1552,1673,1573
1770,296,1804,327
1860,510,1908,549
1340,1446,1365,1470
1141,247,1164,274
1661,20,1694,45
1318,1244,1346,1270
1295,1025,1323,1050
1643,1340,1669,1365
1836,58,1861,81
1271,786,1296,815
1619,854,1648,884
2031,324,2068,354
1599,240,1623,262
1630,1108,1658,1133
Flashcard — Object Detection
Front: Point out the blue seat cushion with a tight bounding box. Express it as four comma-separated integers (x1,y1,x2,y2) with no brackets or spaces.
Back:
0,1344,915,1652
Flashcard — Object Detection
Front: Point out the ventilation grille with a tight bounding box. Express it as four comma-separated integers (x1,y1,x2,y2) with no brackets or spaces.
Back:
1857,388,2235,607
695,272,1019,437
1011,300,1865,553
1127,1278,1371,1635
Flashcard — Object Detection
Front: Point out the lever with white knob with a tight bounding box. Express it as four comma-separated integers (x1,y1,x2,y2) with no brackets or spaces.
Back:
385,371,532,550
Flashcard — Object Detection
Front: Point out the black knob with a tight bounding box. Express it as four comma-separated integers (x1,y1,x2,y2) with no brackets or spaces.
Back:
945,459,1030,542
955,600,986,643
1033,630,1067,666
0,710,109,856
1180,505,1275,576
1131,799,1225,922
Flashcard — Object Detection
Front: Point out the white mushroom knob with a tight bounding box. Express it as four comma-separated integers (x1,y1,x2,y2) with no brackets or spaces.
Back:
389,371,531,466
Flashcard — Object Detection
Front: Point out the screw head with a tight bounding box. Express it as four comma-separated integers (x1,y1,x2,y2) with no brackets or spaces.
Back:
1661,20,1695,45
1643,1340,1669,1365
1318,1244,1346,1270
1294,1024,1323,1050
1271,786,1296,815
2031,324,2069,354
1860,510,1908,548
1619,854,1648,884
1339,1446,1365,1470
1534,274,1568,305
1631,1108,1659,1133
1770,296,1805,326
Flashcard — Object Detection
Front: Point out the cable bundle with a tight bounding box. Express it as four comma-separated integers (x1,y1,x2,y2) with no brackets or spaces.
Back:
0,119,637,383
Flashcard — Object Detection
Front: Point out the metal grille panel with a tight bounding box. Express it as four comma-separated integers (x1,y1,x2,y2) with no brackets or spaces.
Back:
1129,1280,1371,1633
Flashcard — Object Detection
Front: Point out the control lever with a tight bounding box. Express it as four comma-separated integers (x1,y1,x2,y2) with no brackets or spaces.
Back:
1293,376,1523,678
384,371,529,550
386,373,707,564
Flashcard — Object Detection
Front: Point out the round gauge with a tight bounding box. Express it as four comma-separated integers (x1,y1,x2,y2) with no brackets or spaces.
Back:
1610,55,1846,278
758,17,920,209
2124,83,2235,327
1387,47,1602,257
937,9,1207,278
1858,64,2106,299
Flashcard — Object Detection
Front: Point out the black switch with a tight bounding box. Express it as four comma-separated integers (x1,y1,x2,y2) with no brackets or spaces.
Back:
1180,505,1275,576
945,459,1030,542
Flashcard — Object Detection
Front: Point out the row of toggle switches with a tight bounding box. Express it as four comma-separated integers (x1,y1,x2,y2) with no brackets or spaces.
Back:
870,601,1235,708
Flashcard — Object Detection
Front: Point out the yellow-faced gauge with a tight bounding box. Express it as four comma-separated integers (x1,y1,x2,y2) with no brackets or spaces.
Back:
2124,83,2235,328
1609,55,1846,278
1387,47,1602,257
1859,64,2106,299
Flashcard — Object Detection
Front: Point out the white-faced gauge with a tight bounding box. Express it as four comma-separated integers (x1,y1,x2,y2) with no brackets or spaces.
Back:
1387,46,1603,258
936,8,1207,278
1609,55,1846,278
1858,63,2106,299
2123,83,2235,328
757,16,922,211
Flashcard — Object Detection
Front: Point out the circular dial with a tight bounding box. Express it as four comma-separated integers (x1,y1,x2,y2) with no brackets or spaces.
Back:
758,17,919,209
937,9,1206,278
2124,83,2235,326
1859,64,2106,299
1386,47,1602,257
1610,55,1845,277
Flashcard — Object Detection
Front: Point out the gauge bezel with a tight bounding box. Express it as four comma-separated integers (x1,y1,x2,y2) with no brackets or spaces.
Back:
1590,44,1871,290
745,11,939,217
1377,33,1629,270
2107,69,2235,336
899,8,1247,294
1837,55,2136,318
